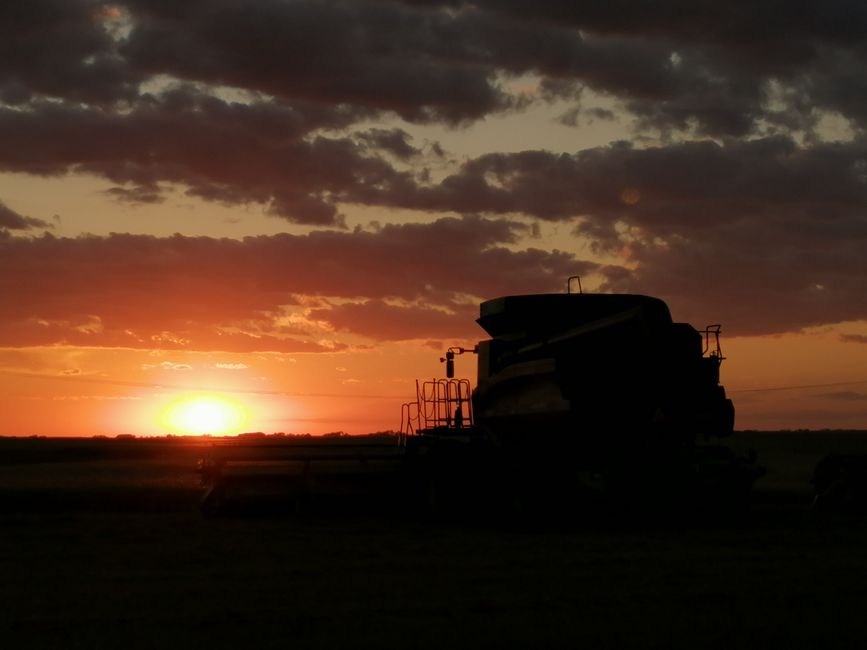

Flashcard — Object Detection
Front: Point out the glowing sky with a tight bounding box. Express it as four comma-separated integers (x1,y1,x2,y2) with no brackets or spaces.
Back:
2,1,867,435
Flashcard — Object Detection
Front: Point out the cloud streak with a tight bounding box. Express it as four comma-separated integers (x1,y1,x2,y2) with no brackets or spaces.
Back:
0,200,50,231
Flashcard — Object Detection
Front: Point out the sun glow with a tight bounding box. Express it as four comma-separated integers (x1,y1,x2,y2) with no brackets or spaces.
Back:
159,394,250,435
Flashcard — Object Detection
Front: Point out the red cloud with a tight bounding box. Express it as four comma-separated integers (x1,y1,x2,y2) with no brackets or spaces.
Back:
308,300,480,342
0,217,588,351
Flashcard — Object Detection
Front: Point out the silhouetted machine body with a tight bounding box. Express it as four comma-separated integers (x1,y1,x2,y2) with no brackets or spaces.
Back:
473,293,733,452
198,292,760,515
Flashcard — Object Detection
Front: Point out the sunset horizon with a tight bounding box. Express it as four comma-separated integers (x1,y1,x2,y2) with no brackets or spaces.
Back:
2,1,867,436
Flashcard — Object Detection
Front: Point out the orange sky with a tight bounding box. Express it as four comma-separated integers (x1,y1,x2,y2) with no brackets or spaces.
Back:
2,325,867,436
1,1,866,435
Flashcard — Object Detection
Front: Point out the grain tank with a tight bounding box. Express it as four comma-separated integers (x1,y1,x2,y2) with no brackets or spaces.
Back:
472,293,734,449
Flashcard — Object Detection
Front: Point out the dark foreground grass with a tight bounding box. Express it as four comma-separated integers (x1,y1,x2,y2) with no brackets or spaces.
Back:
1,432,867,649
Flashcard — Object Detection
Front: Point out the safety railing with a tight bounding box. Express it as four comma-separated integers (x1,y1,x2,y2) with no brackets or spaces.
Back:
702,324,725,361
400,378,474,439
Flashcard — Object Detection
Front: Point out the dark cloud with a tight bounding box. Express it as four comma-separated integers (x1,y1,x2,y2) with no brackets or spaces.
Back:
6,0,865,136
0,0,140,106
104,185,164,205
0,217,589,350
357,128,422,160
391,137,867,335
470,0,867,136
121,0,511,124
0,201,50,230
1,1,865,205
0,91,398,225
417,136,867,228
2,0,866,341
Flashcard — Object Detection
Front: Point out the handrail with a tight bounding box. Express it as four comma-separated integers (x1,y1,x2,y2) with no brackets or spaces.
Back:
703,324,725,361
401,378,474,435
399,400,419,445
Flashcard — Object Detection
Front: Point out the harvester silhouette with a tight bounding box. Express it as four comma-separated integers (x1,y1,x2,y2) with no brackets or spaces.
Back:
198,289,763,516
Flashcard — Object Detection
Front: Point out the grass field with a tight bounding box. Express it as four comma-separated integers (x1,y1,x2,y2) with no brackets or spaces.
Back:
2,432,867,649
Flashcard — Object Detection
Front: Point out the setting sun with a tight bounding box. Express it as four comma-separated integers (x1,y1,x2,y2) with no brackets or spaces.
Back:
158,394,250,436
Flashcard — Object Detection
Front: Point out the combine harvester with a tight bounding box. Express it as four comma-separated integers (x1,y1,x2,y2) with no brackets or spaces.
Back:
198,286,763,516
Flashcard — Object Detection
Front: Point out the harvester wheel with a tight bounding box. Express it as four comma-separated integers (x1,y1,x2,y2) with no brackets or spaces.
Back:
200,481,226,518
418,440,471,517
424,474,444,515
812,455,863,514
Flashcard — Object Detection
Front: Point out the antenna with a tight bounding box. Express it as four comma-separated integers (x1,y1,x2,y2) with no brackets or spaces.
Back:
567,275,583,294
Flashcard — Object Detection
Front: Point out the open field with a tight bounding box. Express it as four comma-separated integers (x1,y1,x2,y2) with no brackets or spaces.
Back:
2,432,867,649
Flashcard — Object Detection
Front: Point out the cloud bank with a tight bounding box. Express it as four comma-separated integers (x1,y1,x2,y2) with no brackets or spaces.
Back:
0,217,584,351
2,0,866,342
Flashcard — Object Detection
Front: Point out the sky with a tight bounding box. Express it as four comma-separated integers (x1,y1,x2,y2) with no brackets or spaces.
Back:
2,0,867,436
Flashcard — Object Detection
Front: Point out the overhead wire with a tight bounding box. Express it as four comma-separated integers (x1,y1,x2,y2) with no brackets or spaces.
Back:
729,378,867,394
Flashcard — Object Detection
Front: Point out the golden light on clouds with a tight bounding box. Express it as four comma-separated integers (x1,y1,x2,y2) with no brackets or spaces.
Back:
93,5,122,20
